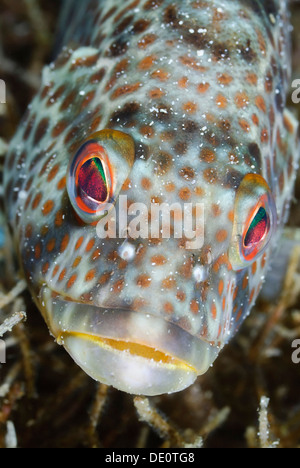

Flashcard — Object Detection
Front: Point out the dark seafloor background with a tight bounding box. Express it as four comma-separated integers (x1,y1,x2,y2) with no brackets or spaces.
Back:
0,0,300,448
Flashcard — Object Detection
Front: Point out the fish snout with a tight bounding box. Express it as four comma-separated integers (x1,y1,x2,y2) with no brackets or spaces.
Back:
41,287,219,395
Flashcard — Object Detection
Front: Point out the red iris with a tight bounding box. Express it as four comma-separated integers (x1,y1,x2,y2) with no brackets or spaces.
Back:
77,157,108,203
244,207,268,248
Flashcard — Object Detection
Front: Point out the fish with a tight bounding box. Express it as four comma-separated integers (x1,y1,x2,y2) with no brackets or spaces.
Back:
3,0,300,396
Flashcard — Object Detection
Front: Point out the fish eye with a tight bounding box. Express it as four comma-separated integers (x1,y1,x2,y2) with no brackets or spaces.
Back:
242,205,271,261
67,129,135,224
229,174,277,270
244,207,269,248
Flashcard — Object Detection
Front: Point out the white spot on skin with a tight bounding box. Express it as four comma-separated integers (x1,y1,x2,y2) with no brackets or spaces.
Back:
118,242,136,261
18,190,28,200
193,266,209,283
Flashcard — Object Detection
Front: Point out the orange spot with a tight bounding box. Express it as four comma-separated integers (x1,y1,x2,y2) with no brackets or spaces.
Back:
42,262,50,275
217,73,233,85
190,299,199,315
283,113,295,134
162,276,176,289
149,88,165,99
182,101,198,114
75,237,84,250
261,128,269,143
140,126,154,138
200,148,216,163
163,302,174,315
25,224,33,239
32,193,42,210
42,200,54,216
242,275,249,290
256,29,266,54
249,288,255,303
138,55,156,70
203,168,218,184
238,119,250,133
252,114,259,126
138,33,157,49
60,234,70,253
67,274,77,289
179,55,207,71
194,186,204,197
235,309,243,322
216,229,228,243
261,253,267,269
255,95,266,113
92,249,101,261
246,73,258,85
176,291,186,302
151,69,170,81
215,94,227,108
235,92,249,108
252,262,257,275
178,76,189,88
122,178,131,191
98,272,112,285
40,226,49,237
151,255,167,266
212,204,221,217
197,82,210,93
46,238,56,252
86,239,95,252
52,265,59,278
228,210,235,223
218,280,224,296
59,268,67,282
165,182,175,192
137,274,152,288
141,177,152,190
112,82,141,99
57,176,66,190
179,187,191,201
47,164,59,182
34,243,42,260
113,278,125,293
72,256,82,268
211,303,217,320
85,269,96,282
55,210,64,227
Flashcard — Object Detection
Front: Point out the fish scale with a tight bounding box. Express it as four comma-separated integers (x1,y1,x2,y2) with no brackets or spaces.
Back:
3,0,300,395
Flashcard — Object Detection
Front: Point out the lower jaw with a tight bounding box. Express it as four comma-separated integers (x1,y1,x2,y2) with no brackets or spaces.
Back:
40,286,220,395
61,331,199,395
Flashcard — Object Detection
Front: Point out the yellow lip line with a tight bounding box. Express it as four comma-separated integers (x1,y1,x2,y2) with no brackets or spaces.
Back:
62,331,197,373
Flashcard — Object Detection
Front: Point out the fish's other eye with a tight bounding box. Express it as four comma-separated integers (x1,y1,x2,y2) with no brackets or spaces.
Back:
244,207,269,248
242,205,271,262
67,129,135,224
229,174,277,270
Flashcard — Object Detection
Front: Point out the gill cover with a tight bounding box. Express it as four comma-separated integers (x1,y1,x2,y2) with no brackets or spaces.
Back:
67,129,135,224
229,174,277,270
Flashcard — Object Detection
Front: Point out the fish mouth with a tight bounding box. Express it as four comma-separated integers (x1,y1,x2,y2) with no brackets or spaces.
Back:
40,286,219,396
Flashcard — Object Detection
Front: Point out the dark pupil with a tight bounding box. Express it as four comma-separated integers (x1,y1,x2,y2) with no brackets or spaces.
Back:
244,207,268,247
78,157,108,203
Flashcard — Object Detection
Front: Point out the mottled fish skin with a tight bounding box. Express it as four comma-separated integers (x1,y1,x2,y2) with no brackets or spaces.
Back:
3,0,300,395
